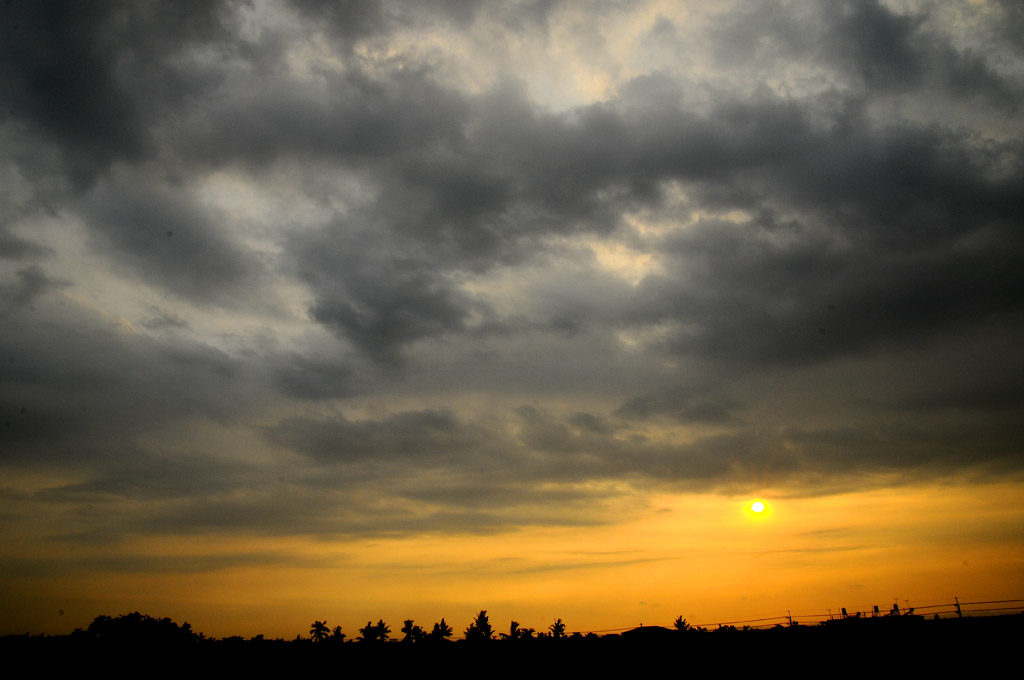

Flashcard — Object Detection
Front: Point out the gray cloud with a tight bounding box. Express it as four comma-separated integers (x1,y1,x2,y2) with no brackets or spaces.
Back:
0,265,64,311
0,302,255,466
0,0,1022,545
0,227,51,261
267,408,488,468
0,0,244,185
178,67,471,169
270,67,1022,362
629,204,1024,367
272,354,360,400
616,388,743,425
714,0,1022,110
80,179,262,304
290,0,389,46
138,307,190,331
0,551,311,578
305,253,474,361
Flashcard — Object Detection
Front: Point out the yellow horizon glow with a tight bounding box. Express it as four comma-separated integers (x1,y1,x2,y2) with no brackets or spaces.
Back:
2,481,1023,639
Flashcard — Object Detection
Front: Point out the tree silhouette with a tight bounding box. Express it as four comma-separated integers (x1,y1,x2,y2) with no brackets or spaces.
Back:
674,616,691,631
465,610,493,641
310,620,329,643
549,618,566,638
359,619,390,642
429,618,453,641
401,619,425,643
330,625,346,643
84,612,198,645
500,620,521,640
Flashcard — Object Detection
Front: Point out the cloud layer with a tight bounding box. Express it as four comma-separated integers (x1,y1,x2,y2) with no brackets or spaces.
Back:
2,0,1023,549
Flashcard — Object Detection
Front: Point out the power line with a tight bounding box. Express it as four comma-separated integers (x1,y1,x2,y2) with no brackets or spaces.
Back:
958,598,1024,606
677,598,1024,631
568,597,1024,635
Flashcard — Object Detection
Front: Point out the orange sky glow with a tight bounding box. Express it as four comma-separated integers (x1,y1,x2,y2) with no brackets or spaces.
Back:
5,481,1022,638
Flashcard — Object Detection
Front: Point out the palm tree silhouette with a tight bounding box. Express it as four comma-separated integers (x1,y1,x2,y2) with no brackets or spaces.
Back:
549,618,566,638
430,618,453,641
359,619,390,642
500,620,521,640
465,610,493,641
310,620,329,643
401,619,425,643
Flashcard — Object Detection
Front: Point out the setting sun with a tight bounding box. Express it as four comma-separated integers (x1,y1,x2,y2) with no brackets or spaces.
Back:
744,499,772,519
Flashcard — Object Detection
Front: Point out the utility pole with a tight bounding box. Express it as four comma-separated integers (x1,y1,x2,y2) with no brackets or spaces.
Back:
954,597,963,619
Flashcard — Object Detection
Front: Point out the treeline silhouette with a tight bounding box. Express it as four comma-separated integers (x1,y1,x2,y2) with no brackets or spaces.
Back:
3,608,1022,673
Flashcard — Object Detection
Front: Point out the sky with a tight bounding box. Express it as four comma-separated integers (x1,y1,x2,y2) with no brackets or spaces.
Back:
2,0,1023,638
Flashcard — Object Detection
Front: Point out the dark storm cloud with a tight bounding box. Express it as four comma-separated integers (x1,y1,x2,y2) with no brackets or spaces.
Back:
80,179,261,304
10,402,1021,542
821,0,1020,110
2,0,1023,544
290,0,388,45
54,4,989,367
766,118,1024,249
126,488,610,538
894,384,1024,415
819,0,925,91
179,67,471,168
137,307,190,331
267,409,484,465
38,452,253,502
629,204,1024,367
266,406,627,493
305,253,474,361
282,55,1019,361
713,0,1022,111
292,0,489,40
0,551,313,578
252,402,1024,534
0,303,253,465
291,0,565,45
0,265,64,311
615,388,743,425
281,79,808,358
591,80,1023,366
0,0,243,185
272,354,360,400
782,417,1024,481
992,0,1024,55
0,227,51,260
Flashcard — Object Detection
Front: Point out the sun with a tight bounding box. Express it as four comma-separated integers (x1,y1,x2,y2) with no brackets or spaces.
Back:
744,499,771,518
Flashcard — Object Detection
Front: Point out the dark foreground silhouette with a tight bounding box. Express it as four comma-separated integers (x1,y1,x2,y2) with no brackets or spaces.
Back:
4,611,1021,674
